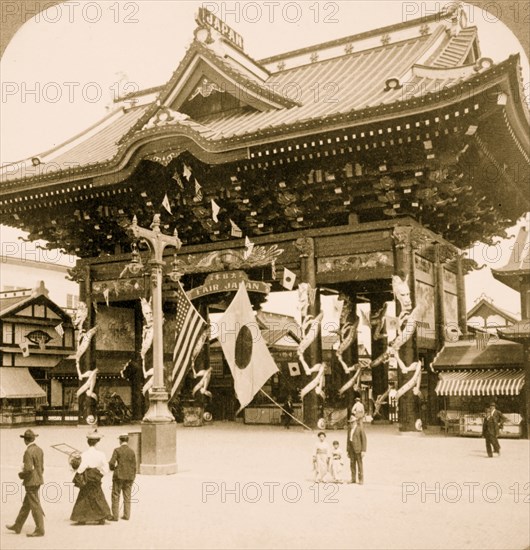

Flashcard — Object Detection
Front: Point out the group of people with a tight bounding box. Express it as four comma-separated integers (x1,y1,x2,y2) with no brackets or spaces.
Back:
6,429,137,537
313,399,367,485
5,399,507,536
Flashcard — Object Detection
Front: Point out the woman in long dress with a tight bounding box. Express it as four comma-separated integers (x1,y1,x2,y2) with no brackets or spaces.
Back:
71,431,111,525
313,432,330,483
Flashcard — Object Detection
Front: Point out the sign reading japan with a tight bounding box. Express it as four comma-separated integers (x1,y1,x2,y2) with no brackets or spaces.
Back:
187,271,270,300
196,7,244,51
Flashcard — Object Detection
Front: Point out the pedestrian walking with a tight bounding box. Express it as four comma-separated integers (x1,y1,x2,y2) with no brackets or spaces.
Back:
109,434,137,521
346,416,367,484
312,431,330,483
282,395,294,429
6,429,45,537
329,440,344,483
70,430,111,525
482,402,504,457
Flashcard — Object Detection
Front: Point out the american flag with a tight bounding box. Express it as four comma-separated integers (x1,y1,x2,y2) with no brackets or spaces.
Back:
171,282,207,399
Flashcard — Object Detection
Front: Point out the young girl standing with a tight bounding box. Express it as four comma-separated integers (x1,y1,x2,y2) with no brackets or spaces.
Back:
329,440,344,483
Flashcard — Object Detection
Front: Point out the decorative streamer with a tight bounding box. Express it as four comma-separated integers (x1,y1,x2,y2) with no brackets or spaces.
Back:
140,298,153,376
76,368,98,400
162,193,172,214
72,326,98,378
192,367,213,398
297,312,324,375
142,368,153,396
300,362,326,400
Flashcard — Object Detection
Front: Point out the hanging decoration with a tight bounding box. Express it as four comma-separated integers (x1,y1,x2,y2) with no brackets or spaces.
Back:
69,301,99,422
338,358,371,395
297,311,324,375
76,368,99,401
300,362,326,400
73,326,98,378
335,295,358,371
18,340,30,358
72,302,88,340
140,297,154,377
192,367,213,398
162,193,172,215
368,274,425,418
139,297,155,397
54,323,65,338
296,282,326,401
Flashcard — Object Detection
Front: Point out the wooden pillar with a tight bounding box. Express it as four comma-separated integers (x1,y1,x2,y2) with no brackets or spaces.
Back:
456,254,468,337
338,289,359,415
434,245,446,346
370,293,389,420
295,237,322,428
77,262,96,425
393,227,418,432
520,276,530,440
523,342,530,440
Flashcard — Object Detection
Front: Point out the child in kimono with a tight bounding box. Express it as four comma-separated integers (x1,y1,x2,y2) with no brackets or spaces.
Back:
330,440,344,483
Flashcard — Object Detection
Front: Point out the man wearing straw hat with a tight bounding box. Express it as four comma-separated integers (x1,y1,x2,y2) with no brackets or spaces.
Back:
6,429,45,537
346,416,367,484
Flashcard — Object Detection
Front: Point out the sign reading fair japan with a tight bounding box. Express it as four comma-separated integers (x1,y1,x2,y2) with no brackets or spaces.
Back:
187,271,270,300
196,7,245,51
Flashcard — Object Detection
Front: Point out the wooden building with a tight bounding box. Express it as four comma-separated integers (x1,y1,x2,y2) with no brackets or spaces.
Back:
467,295,519,334
0,282,74,425
0,5,528,430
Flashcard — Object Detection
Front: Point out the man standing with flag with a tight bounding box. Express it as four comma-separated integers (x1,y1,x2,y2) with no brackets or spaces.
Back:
219,283,278,412
170,282,208,401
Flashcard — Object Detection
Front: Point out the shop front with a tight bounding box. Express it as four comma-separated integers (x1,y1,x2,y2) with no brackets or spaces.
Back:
433,339,525,437
0,367,47,425
46,351,132,425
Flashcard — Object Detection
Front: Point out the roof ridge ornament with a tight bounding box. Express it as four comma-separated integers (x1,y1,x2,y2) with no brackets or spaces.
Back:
143,106,189,130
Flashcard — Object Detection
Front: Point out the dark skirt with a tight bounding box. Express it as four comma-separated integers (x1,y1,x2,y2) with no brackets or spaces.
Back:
70,468,111,523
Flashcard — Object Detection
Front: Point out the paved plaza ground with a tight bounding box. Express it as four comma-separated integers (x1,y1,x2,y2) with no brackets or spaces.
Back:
0,422,528,550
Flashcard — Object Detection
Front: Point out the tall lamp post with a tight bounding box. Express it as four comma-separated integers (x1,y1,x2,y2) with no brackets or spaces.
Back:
128,214,181,474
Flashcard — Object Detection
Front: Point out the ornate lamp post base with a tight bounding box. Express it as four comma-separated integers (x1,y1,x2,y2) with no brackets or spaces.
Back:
142,388,175,423
127,214,182,475
140,421,177,475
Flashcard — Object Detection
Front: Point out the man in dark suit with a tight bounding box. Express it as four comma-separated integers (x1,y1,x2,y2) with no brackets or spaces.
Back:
346,416,367,484
6,429,45,537
109,434,137,521
482,402,503,457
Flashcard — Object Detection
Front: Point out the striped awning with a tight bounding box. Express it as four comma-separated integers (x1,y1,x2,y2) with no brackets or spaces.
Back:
435,369,525,396
0,367,47,399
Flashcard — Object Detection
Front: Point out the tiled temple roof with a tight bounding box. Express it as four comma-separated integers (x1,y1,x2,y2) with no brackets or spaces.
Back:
2,6,505,185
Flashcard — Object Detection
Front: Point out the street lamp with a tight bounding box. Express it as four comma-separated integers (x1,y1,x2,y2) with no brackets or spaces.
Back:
127,214,182,474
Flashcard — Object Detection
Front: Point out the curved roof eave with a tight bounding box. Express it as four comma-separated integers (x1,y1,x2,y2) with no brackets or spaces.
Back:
1,55,528,193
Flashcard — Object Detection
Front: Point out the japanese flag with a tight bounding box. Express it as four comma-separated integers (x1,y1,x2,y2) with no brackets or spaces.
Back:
219,283,278,412
282,268,296,290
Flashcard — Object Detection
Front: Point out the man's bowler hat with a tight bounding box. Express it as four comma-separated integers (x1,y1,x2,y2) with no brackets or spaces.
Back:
20,429,38,440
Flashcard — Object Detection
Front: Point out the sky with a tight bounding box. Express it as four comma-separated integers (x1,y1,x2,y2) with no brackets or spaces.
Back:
0,0,528,317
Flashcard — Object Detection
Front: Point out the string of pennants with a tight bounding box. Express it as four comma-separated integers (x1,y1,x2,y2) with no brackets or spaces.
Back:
160,162,300,291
